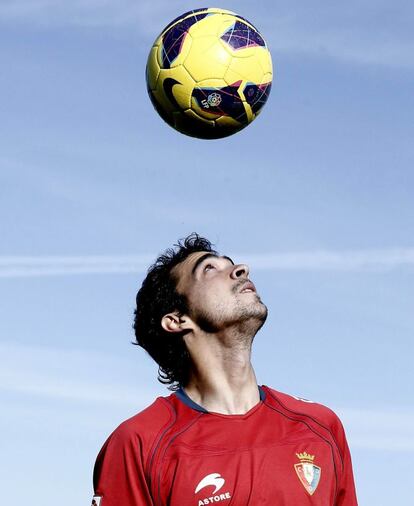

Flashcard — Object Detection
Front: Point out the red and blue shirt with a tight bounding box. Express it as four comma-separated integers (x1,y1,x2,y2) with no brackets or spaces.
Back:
93,386,358,505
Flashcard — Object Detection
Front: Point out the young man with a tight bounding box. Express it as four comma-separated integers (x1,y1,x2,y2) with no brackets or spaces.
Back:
92,234,358,506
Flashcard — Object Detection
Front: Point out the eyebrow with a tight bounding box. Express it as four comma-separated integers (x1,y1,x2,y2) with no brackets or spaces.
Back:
191,253,234,275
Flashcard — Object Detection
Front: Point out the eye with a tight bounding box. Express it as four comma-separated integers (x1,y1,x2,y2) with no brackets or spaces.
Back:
204,263,215,272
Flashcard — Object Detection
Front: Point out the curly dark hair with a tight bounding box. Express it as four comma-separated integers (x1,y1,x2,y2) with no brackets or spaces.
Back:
133,233,217,390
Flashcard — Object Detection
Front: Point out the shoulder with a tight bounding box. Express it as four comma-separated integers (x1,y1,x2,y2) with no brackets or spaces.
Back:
111,395,175,443
93,396,178,493
262,385,346,438
97,395,176,459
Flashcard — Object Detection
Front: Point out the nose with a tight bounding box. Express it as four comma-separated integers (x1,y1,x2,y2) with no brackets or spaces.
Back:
230,263,249,279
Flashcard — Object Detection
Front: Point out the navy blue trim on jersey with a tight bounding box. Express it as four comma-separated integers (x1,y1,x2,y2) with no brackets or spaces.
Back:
176,385,266,412
258,385,266,401
175,388,209,413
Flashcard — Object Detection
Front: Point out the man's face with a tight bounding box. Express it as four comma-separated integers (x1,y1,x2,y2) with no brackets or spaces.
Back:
172,251,268,334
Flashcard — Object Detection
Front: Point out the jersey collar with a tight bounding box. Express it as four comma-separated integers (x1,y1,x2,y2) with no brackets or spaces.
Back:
175,385,266,413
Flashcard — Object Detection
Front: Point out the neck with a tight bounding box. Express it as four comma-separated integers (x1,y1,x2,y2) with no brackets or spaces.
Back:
183,330,260,415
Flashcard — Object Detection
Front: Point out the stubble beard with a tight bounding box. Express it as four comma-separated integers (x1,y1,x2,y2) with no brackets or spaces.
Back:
191,295,268,338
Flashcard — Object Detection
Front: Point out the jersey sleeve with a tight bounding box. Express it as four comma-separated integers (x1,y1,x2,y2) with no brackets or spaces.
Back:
331,415,358,506
93,423,154,506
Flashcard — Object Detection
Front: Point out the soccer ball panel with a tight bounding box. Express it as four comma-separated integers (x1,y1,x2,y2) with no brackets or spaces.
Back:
225,54,266,84
160,31,193,69
184,109,241,139
241,78,272,117
160,21,195,68
146,46,160,90
215,115,243,129
184,108,215,126
184,38,232,82
220,19,266,51
255,49,273,75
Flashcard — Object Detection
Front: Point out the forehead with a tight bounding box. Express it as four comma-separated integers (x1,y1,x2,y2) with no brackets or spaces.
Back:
173,251,212,285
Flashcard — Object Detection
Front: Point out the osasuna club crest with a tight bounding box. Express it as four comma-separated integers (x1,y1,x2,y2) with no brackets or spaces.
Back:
294,452,321,495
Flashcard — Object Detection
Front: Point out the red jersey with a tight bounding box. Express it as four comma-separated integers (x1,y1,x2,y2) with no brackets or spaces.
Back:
92,386,357,506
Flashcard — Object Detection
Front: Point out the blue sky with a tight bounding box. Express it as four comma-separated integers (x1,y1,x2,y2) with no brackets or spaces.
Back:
0,1,413,504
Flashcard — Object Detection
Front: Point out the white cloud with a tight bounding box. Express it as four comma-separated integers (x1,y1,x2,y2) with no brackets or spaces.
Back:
336,407,414,452
1,367,144,405
0,248,413,278
239,248,414,272
0,254,152,277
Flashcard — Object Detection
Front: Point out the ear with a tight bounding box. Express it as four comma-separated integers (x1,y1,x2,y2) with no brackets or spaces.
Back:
161,312,194,333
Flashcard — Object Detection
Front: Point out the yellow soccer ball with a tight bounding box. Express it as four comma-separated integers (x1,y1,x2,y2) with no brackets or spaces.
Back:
146,8,273,139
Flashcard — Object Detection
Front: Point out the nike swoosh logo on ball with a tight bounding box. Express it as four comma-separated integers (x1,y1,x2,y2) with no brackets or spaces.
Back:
163,78,181,109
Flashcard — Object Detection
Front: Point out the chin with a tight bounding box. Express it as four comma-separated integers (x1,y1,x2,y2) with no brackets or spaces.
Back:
249,298,268,319
238,302,268,331
252,304,268,329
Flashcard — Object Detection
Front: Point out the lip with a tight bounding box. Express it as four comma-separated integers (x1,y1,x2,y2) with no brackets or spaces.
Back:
240,281,256,294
